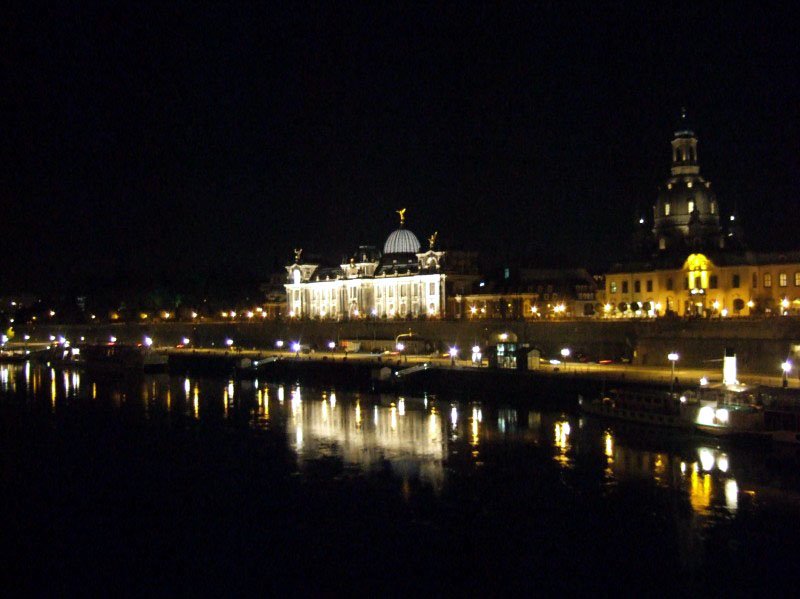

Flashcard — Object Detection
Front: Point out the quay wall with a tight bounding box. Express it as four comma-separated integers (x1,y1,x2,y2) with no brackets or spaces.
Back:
15,318,800,375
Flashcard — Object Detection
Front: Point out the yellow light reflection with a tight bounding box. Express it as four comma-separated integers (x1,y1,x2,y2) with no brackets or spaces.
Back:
689,470,712,514
92,382,97,400
398,398,405,416
322,398,329,423
604,431,614,459
278,385,285,403
193,386,199,419
390,404,397,431
470,407,480,447
355,401,362,430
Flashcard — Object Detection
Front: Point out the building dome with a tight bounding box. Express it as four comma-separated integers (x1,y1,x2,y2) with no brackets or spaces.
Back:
383,227,421,254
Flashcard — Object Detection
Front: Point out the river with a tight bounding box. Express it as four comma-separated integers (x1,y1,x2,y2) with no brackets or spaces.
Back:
2,362,799,594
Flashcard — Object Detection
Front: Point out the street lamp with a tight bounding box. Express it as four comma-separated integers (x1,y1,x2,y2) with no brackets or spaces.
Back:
449,346,458,366
396,342,405,352
225,338,234,348
668,352,679,392
144,336,153,348
561,348,571,371
782,360,792,388
328,341,336,350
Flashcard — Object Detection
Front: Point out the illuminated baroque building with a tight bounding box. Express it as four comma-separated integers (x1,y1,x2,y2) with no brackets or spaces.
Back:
285,211,458,319
605,112,800,317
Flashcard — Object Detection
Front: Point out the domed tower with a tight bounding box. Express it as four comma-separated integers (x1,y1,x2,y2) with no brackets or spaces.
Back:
653,109,723,252
383,208,421,256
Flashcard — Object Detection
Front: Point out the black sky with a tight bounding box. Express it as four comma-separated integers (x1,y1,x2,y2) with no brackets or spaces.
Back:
3,3,799,293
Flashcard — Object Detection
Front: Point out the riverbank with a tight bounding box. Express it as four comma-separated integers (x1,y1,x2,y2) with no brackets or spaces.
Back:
9,317,800,376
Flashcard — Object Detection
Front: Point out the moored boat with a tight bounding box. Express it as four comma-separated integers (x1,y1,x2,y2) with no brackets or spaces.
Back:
580,388,699,430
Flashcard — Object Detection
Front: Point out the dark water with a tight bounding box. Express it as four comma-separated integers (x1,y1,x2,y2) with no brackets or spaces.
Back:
2,363,800,594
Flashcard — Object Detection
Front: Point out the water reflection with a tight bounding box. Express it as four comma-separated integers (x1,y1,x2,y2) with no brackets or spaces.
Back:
2,362,800,532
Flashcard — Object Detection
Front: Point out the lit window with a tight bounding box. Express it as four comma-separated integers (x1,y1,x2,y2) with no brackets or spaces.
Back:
764,274,772,288
795,272,800,287
688,200,695,213
779,273,787,287
687,181,693,189
710,201,716,215
664,203,670,216
610,281,618,294
659,238,666,250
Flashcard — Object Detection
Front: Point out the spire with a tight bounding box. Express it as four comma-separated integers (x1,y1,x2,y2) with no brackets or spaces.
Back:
670,108,699,176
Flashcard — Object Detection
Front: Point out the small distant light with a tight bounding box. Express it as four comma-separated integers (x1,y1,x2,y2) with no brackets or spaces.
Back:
449,347,458,357
49,335,56,342
58,336,66,345
639,218,644,224
291,342,301,353
191,311,198,319
699,377,708,386
225,338,234,347
549,359,561,365
182,337,191,345
143,336,153,347
246,311,254,319
561,348,571,358
275,340,284,348
782,361,792,374
49,310,56,317
371,308,378,316
396,342,405,351
109,336,117,343
80,336,85,341
328,341,336,350
680,395,687,403
730,215,735,221
23,335,30,341
230,311,237,318
472,345,480,353
499,333,508,341
353,308,360,316
90,314,96,319
479,281,485,288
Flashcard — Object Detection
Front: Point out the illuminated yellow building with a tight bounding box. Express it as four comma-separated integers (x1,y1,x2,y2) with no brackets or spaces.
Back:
605,113,800,317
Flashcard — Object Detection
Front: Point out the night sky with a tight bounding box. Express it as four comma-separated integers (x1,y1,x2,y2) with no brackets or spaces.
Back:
4,4,799,294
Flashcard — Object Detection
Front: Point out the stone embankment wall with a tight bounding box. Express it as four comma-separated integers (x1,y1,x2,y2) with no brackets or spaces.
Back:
16,318,800,375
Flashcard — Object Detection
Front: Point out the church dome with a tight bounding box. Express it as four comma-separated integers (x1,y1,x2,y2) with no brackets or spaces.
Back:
383,227,421,254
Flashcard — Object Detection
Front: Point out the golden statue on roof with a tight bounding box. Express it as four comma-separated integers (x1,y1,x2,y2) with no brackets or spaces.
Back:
396,207,407,226
293,248,303,262
428,231,438,250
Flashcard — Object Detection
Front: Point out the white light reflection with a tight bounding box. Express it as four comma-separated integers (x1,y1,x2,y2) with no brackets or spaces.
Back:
725,479,739,512
698,448,715,472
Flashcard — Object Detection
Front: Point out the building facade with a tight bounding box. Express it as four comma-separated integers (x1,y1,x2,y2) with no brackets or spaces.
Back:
463,268,600,319
605,113,800,318
285,213,448,320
